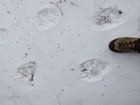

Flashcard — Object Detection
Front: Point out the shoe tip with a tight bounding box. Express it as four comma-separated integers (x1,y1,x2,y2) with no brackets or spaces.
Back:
109,39,118,52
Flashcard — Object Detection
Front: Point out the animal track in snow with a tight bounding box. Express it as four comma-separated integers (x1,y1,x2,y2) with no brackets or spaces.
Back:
79,59,110,82
35,6,62,31
17,61,36,85
92,7,125,30
0,28,9,44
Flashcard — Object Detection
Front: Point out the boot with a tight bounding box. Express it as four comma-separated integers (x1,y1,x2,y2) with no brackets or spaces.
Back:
109,37,140,53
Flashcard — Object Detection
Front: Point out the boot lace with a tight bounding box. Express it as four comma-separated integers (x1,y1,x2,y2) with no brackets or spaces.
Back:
119,41,136,51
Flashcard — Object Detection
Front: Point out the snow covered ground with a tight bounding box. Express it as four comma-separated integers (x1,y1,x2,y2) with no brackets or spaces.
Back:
0,0,140,105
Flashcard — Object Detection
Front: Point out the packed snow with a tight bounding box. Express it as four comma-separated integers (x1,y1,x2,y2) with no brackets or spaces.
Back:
0,0,140,105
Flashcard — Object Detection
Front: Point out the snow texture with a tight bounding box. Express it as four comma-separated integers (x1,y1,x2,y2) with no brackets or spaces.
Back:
0,28,9,44
0,0,140,105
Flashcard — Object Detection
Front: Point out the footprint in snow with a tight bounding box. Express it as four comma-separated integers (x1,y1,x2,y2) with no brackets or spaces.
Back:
35,6,62,31
79,59,110,83
17,61,36,86
92,7,125,30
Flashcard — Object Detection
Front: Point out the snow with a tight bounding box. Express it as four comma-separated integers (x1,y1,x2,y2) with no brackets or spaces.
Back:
0,0,140,105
